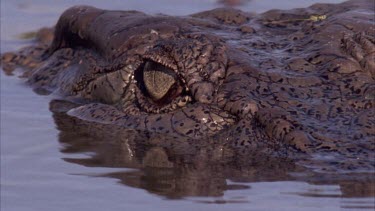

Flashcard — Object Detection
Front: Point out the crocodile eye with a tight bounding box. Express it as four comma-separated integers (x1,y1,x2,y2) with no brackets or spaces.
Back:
143,60,180,102
136,60,189,111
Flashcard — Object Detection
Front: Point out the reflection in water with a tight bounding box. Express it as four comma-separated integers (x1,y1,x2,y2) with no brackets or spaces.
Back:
217,0,251,7
50,99,374,201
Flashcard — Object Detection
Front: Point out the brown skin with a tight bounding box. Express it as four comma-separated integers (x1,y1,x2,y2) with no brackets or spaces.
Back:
1,0,374,174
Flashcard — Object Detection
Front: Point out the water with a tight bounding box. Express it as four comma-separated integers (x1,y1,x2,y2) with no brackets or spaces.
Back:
1,0,374,211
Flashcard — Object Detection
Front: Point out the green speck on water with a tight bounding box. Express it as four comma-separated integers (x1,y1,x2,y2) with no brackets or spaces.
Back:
18,31,37,39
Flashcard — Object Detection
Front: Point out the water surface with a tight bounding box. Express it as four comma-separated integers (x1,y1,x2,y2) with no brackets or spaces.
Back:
1,0,374,211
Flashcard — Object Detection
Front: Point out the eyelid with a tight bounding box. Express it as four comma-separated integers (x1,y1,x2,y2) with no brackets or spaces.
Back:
143,60,177,101
134,59,191,113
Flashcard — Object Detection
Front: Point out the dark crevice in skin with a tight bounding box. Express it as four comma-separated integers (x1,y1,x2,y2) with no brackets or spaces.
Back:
1,0,375,178
134,62,148,96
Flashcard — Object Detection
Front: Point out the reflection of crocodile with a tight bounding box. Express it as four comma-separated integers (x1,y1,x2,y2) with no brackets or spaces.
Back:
52,99,374,198
1,1,374,171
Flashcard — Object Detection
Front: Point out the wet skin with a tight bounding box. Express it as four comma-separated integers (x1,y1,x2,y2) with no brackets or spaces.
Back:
1,0,374,174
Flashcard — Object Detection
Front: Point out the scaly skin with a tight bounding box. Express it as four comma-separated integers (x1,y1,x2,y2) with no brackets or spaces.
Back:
1,0,374,172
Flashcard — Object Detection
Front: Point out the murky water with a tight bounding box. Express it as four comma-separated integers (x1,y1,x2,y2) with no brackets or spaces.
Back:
1,0,374,211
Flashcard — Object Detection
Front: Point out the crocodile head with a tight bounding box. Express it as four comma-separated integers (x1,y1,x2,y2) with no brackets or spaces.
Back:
1,0,374,170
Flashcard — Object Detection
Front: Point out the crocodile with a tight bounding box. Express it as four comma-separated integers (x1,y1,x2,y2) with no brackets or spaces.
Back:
1,0,374,173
